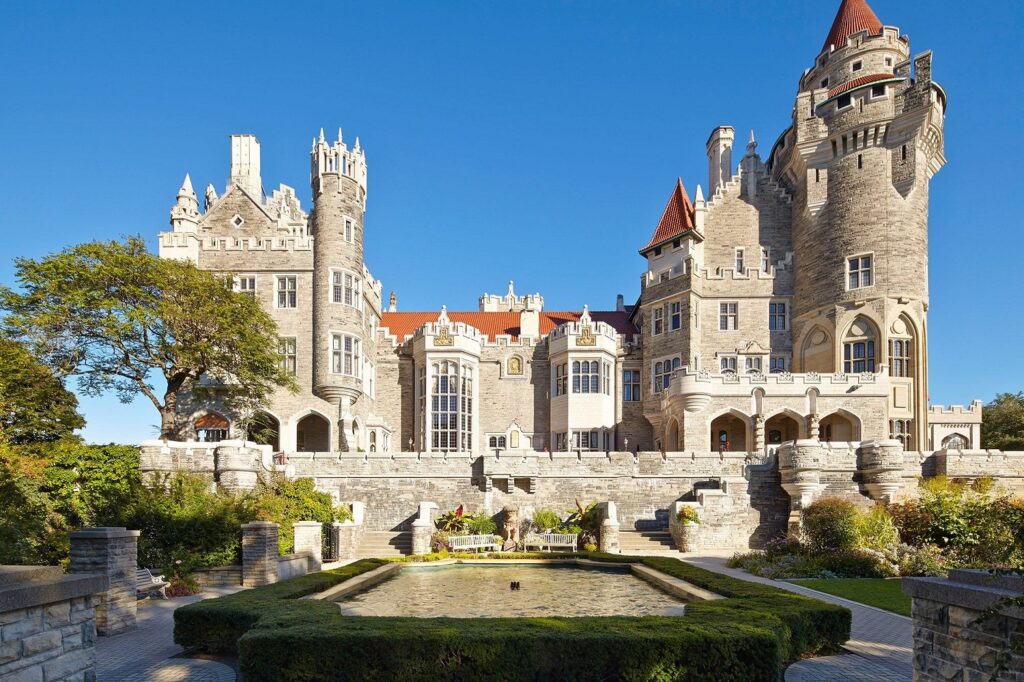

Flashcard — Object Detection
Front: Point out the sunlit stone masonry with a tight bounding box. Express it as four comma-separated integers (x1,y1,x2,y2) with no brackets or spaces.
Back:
144,0,1024,549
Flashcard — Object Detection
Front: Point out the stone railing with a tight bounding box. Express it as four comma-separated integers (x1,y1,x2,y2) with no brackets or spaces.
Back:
0,566,108,682
903,570,1023,680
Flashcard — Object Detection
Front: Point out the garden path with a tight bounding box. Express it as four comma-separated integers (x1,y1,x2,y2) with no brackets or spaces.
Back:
681,552,913,681
96,586,242,681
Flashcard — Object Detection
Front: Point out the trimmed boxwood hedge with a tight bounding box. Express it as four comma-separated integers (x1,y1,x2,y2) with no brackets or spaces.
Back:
174,553,850,681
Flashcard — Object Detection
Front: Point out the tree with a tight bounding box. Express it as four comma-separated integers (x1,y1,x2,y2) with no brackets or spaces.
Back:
981,392,1024,451
0,337,84,444
0,237,297,439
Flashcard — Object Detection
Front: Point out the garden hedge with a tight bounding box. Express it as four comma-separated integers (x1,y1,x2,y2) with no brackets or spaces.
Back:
174,553,850,681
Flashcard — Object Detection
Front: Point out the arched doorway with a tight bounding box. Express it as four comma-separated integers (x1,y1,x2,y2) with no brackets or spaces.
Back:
710,413,748,452
941,433,968,450
666,419,680,451
818,411,860,442
247,412,280,451
296,413,331,452
765,412,801,449
194,412,229,442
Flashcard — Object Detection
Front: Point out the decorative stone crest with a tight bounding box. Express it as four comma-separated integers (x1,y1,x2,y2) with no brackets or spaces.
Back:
576,325,596,346
434,305,454,346
507,356,523,375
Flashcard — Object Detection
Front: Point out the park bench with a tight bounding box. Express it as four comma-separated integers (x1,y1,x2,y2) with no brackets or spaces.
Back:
523,533,578,552
447,534,501,553
137,568,170,600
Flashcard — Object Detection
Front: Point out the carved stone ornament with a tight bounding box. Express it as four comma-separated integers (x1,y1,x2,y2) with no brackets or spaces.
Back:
507,356,523,375
434,325,454,346
576,326,596,346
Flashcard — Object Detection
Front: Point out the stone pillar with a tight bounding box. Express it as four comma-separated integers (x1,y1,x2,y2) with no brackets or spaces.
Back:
293,521,322,572
69,527,140,636
411,501,438,555
598,501,620,554
753,414,765,454
214,442,261,492
777,440,826,535
858,439,905,502
242,521,279,587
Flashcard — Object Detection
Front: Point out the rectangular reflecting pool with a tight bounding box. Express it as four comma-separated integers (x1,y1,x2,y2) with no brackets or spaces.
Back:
337,563,687,618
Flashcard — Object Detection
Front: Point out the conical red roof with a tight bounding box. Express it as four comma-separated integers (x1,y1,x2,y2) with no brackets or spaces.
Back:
641,178,696,253
822,0,883,53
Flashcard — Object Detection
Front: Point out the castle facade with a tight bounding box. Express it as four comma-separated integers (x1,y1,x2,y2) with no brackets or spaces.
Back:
147,0,1015,544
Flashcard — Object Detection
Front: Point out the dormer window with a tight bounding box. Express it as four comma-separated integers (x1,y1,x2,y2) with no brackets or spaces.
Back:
852,60,863,72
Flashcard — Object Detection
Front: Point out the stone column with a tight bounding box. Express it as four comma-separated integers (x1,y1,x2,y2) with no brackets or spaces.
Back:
69,527,140,636
411,501,438,555
293,521,322,572
598,501,620,554
242,521,279,587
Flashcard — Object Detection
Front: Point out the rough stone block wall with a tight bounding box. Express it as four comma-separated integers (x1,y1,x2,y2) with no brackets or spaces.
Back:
242,522,279,587
68,528,138,636
0,595,98,682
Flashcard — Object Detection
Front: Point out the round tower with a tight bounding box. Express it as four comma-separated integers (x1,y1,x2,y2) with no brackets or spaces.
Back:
310,128,371,424
771,0,947,449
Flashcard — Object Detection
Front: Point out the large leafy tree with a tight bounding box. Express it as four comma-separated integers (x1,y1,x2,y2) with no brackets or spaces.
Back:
0,337,84,444
0,237,296,439
981,392,1024,451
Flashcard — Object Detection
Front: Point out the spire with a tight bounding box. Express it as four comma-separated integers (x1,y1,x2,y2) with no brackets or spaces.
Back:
337,127,344,144
319,127,326,143
640,178,696,254
179,173,195,196
746,130,757,156
822,0,883,53
695,184,705,203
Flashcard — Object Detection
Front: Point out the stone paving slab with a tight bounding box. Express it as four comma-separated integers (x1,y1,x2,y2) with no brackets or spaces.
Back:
785,651,904,681
96,586,242,681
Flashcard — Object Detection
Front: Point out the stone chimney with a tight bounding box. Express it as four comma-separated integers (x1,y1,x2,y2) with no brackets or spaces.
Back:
520,308,540,340
230,134,262,198
616,294,625,312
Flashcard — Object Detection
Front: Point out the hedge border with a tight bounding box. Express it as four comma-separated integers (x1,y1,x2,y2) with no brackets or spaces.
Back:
174,553,850,681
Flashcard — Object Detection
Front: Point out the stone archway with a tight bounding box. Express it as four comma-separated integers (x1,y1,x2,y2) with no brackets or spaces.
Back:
296,413,331,452
765,412,801,449
666,418,681,451
818,411,860,443
247,412,281,451
710,413,748,452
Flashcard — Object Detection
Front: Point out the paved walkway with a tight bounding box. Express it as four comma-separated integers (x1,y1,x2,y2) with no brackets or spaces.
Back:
682,552,913,681
96,587,241,681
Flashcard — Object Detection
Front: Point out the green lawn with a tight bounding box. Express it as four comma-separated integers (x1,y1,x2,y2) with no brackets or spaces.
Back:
790,578,912,616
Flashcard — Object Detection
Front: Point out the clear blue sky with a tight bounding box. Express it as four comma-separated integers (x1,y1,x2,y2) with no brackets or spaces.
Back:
1,1,1021,444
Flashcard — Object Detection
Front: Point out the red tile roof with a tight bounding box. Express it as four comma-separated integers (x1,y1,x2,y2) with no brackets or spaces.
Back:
827,73,896,99
822,0,883,53
640,178,695,254
380,310,637,341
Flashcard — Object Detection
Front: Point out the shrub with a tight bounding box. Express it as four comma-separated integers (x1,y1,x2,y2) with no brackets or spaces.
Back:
465,514,497,535
677,506,701,525
820,549,896,579
248,475,341,554
175,553,850,680
855,505,899,552
892,543,946,577
802,498,860,552
531,509,561,532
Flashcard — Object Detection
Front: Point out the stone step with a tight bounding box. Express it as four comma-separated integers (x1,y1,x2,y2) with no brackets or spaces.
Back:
356,531,413,558
617,531,676,551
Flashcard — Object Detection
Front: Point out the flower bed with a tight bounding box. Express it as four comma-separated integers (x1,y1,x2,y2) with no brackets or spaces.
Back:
174,553,850,681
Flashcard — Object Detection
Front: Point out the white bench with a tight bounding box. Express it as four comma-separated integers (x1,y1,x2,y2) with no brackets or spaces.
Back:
524,533,578,552
447,534,501,553
137,568,170,599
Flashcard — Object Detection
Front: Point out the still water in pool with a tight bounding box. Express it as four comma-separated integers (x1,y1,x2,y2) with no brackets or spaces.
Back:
338,564,686,618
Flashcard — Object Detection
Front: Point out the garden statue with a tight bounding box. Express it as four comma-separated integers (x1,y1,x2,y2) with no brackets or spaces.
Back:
502,505,519,550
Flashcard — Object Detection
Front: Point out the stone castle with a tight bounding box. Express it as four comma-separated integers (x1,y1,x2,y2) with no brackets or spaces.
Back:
144,0,1021,549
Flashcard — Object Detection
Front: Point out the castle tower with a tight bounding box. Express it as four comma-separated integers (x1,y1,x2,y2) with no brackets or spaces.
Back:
770,0,947,449
229,134,262,198
309,127,372,445
169,174,199,232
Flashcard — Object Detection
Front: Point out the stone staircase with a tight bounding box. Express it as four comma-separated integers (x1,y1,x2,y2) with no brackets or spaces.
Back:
356,530,412,558
617,530,678,555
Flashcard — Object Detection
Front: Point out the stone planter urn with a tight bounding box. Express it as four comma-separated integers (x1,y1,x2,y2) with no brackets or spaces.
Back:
669,503,701,552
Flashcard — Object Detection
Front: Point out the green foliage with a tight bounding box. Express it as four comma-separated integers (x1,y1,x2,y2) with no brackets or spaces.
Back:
0,337,84,444
854,504,899,552
801,498,860,552
677,506,701,525
249,475,344,554
175,553,850,680
464,514,497,535
0,451,67,565
434,507,495,538
981,392,1024,451
531,508,561,532
39,444,139,529
0,237,297,439
562,499,601,545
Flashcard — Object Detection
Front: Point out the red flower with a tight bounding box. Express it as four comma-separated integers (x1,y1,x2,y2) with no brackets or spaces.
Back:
455,505,464,518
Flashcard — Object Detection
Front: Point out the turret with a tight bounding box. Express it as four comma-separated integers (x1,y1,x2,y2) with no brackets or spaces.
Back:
706,126,734,196
169,174,199,232
310,127,371,416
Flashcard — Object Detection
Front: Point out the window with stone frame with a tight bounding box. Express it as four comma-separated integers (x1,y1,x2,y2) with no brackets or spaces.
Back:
769,356,786,373
761,247,770,273
572,430,601,452
720,356,737,374
735,248,745,273
330,333,361,377
652,307,664,336
276,275,297,308
769,302,788,331
653,357,681,393
554,363,568,396
669,301,682,331
344,219,354,243
555,432,567,451
847,254,873,290
889,339,913,378
744,356,763,374
278,337,297,375
843,340,875,373
602,361,611,395
488,435,507,450
623,369,641,401
572,360,600,394
719,302,738,330
890,419,913,450
430,360,473,451
331,269,361,308
234,275,256,298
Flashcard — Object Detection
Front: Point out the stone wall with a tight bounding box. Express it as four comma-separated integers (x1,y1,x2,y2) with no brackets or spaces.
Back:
0,565,107,682
68,527,138,636
904,570,1024,681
